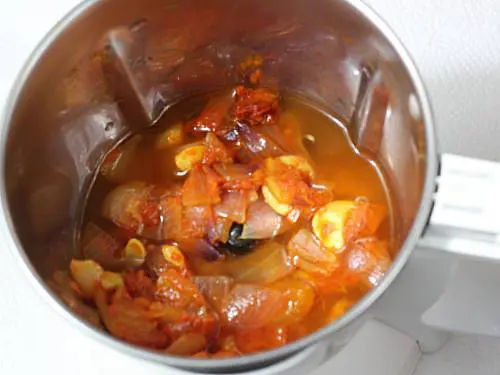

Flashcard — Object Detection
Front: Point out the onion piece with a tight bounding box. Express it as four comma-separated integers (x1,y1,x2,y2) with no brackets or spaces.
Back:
213,191,249,224
178,238,223,262
213,163,256,182
81,223,121,267
193,276,234,311
182,165,221,207
160,196,182,241
233,122,283,161
185,95,233,135
240,199,289,239
226,241,293,284
345,238,391,288
287,229,339,276
207,216,232,244
182,205,215,239
81,223,143,271
101,182,153,231
202,132,233,165
221,284,284,328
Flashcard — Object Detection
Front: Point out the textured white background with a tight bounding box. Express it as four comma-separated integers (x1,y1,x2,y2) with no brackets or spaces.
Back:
2,0,500,374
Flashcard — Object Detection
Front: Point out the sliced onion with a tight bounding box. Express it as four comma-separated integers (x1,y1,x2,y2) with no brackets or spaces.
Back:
226,241,293,284
81,223,120,264
265,112,310,156
345,238,391,288
234,122,284,161
182,205,214,238
185,95,233,134
207,216,233,245
240,199,289,239
160,196,182,241
193,276,234,311
178,238,223,262
213,163,256,182
182,165,221,207
213,191,249,224
101,182,152,231
81,223,140,271
287,229,339,276
221,284,284,328
81,223,144,271
202,132,233,165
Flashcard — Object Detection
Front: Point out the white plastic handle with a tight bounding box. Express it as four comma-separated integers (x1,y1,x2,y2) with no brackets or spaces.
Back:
419,153,500,261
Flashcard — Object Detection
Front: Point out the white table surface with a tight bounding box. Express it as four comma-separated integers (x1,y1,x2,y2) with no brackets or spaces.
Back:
2,1,500,374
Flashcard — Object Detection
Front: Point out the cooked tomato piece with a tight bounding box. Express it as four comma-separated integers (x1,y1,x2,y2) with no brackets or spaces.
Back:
233,86,280,126
265,158,332,208
185,95,233,135
182,165,221,206
202,132,233,165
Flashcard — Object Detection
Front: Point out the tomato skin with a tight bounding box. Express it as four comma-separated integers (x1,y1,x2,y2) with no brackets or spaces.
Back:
233,86,280,126
185,95,233,135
